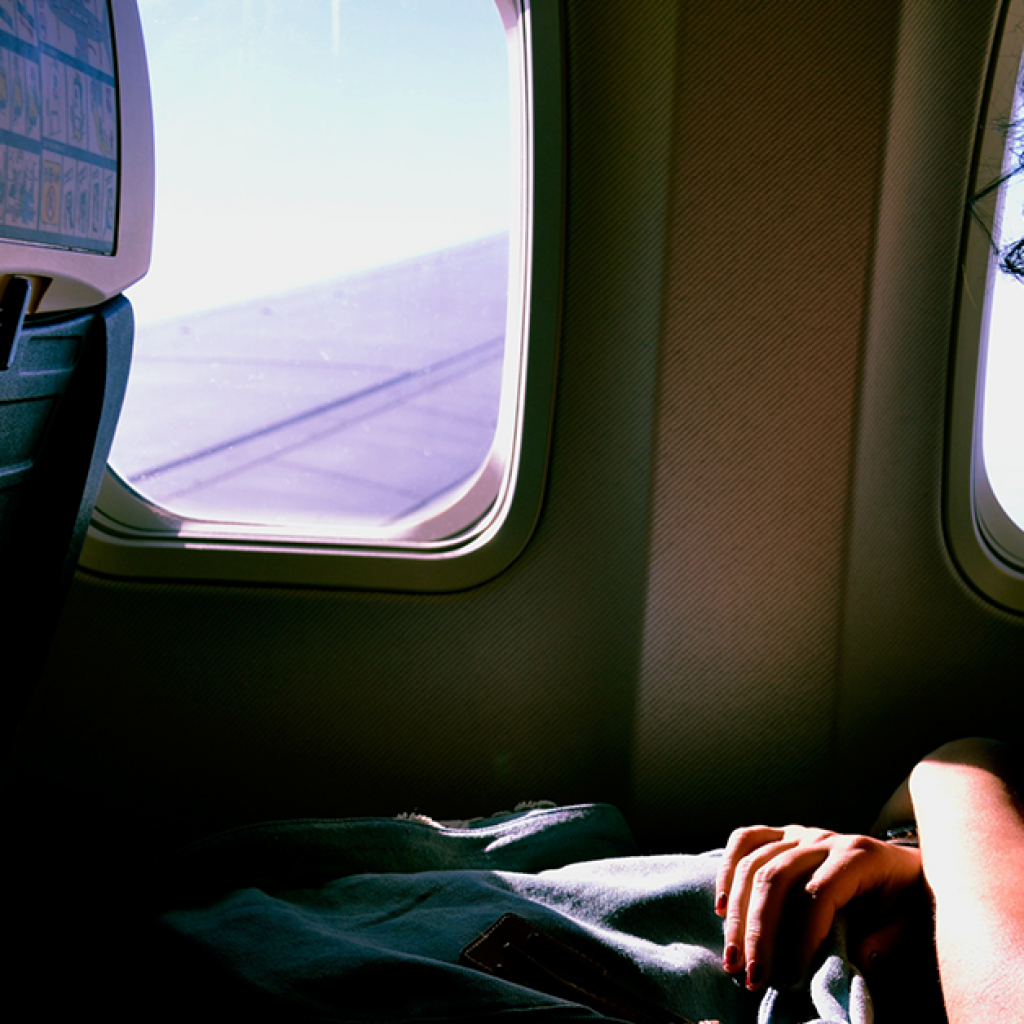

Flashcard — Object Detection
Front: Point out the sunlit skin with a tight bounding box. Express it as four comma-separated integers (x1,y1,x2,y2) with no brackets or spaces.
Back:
713,738,1024,1023
715,825,922,992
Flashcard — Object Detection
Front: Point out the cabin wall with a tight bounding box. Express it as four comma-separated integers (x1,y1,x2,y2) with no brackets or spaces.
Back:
10,0,1024,857
633,1,902,844
11,0,673,848
835,0,1024,823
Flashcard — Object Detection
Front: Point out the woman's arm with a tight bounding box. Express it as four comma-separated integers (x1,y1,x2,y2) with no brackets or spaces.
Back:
716,736,1024,1014
907,737,1024,1023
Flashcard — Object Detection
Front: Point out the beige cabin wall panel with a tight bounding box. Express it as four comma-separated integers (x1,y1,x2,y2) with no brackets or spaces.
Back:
834,0,1024,825
9,1,678,849
634,1,900,847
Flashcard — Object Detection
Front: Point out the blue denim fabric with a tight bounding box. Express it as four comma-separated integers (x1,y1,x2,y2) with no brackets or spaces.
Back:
158,805,871,1023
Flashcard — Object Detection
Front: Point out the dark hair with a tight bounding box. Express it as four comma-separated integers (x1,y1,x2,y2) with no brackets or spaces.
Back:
1001,235,1024,277
978,110,1024,279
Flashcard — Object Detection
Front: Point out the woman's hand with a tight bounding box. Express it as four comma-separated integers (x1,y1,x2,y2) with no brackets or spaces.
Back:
714,824,922,992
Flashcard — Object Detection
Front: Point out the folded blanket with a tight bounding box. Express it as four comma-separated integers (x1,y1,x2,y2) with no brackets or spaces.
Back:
154,804,872,1023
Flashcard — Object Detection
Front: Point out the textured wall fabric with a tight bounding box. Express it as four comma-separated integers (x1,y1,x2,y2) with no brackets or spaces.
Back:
11,1,678,846
634,2,900,845
11,1,1024,867
834,0,1024,822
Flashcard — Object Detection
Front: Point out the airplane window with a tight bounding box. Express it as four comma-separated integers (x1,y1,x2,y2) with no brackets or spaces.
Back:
948,4,1024,611
978,112,1024,549
108,0,514,534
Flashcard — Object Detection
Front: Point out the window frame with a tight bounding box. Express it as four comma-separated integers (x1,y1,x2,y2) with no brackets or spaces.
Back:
79,0,563,592
947,0,1024,612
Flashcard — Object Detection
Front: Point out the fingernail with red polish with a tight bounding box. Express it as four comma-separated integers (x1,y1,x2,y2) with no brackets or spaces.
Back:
746,961,763,990
723,943,740,971
715,891,728,916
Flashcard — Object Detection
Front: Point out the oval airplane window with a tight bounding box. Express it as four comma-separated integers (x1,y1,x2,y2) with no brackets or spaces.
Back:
83,0,563,589
978,144,1024,562
114,0,509,532
948,0,1024,611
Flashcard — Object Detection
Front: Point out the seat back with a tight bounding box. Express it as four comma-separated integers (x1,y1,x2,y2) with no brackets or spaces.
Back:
0,280,133,748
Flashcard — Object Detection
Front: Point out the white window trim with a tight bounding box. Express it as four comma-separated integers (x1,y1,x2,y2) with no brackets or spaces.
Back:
80,0,564,591
948,0,1024,612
